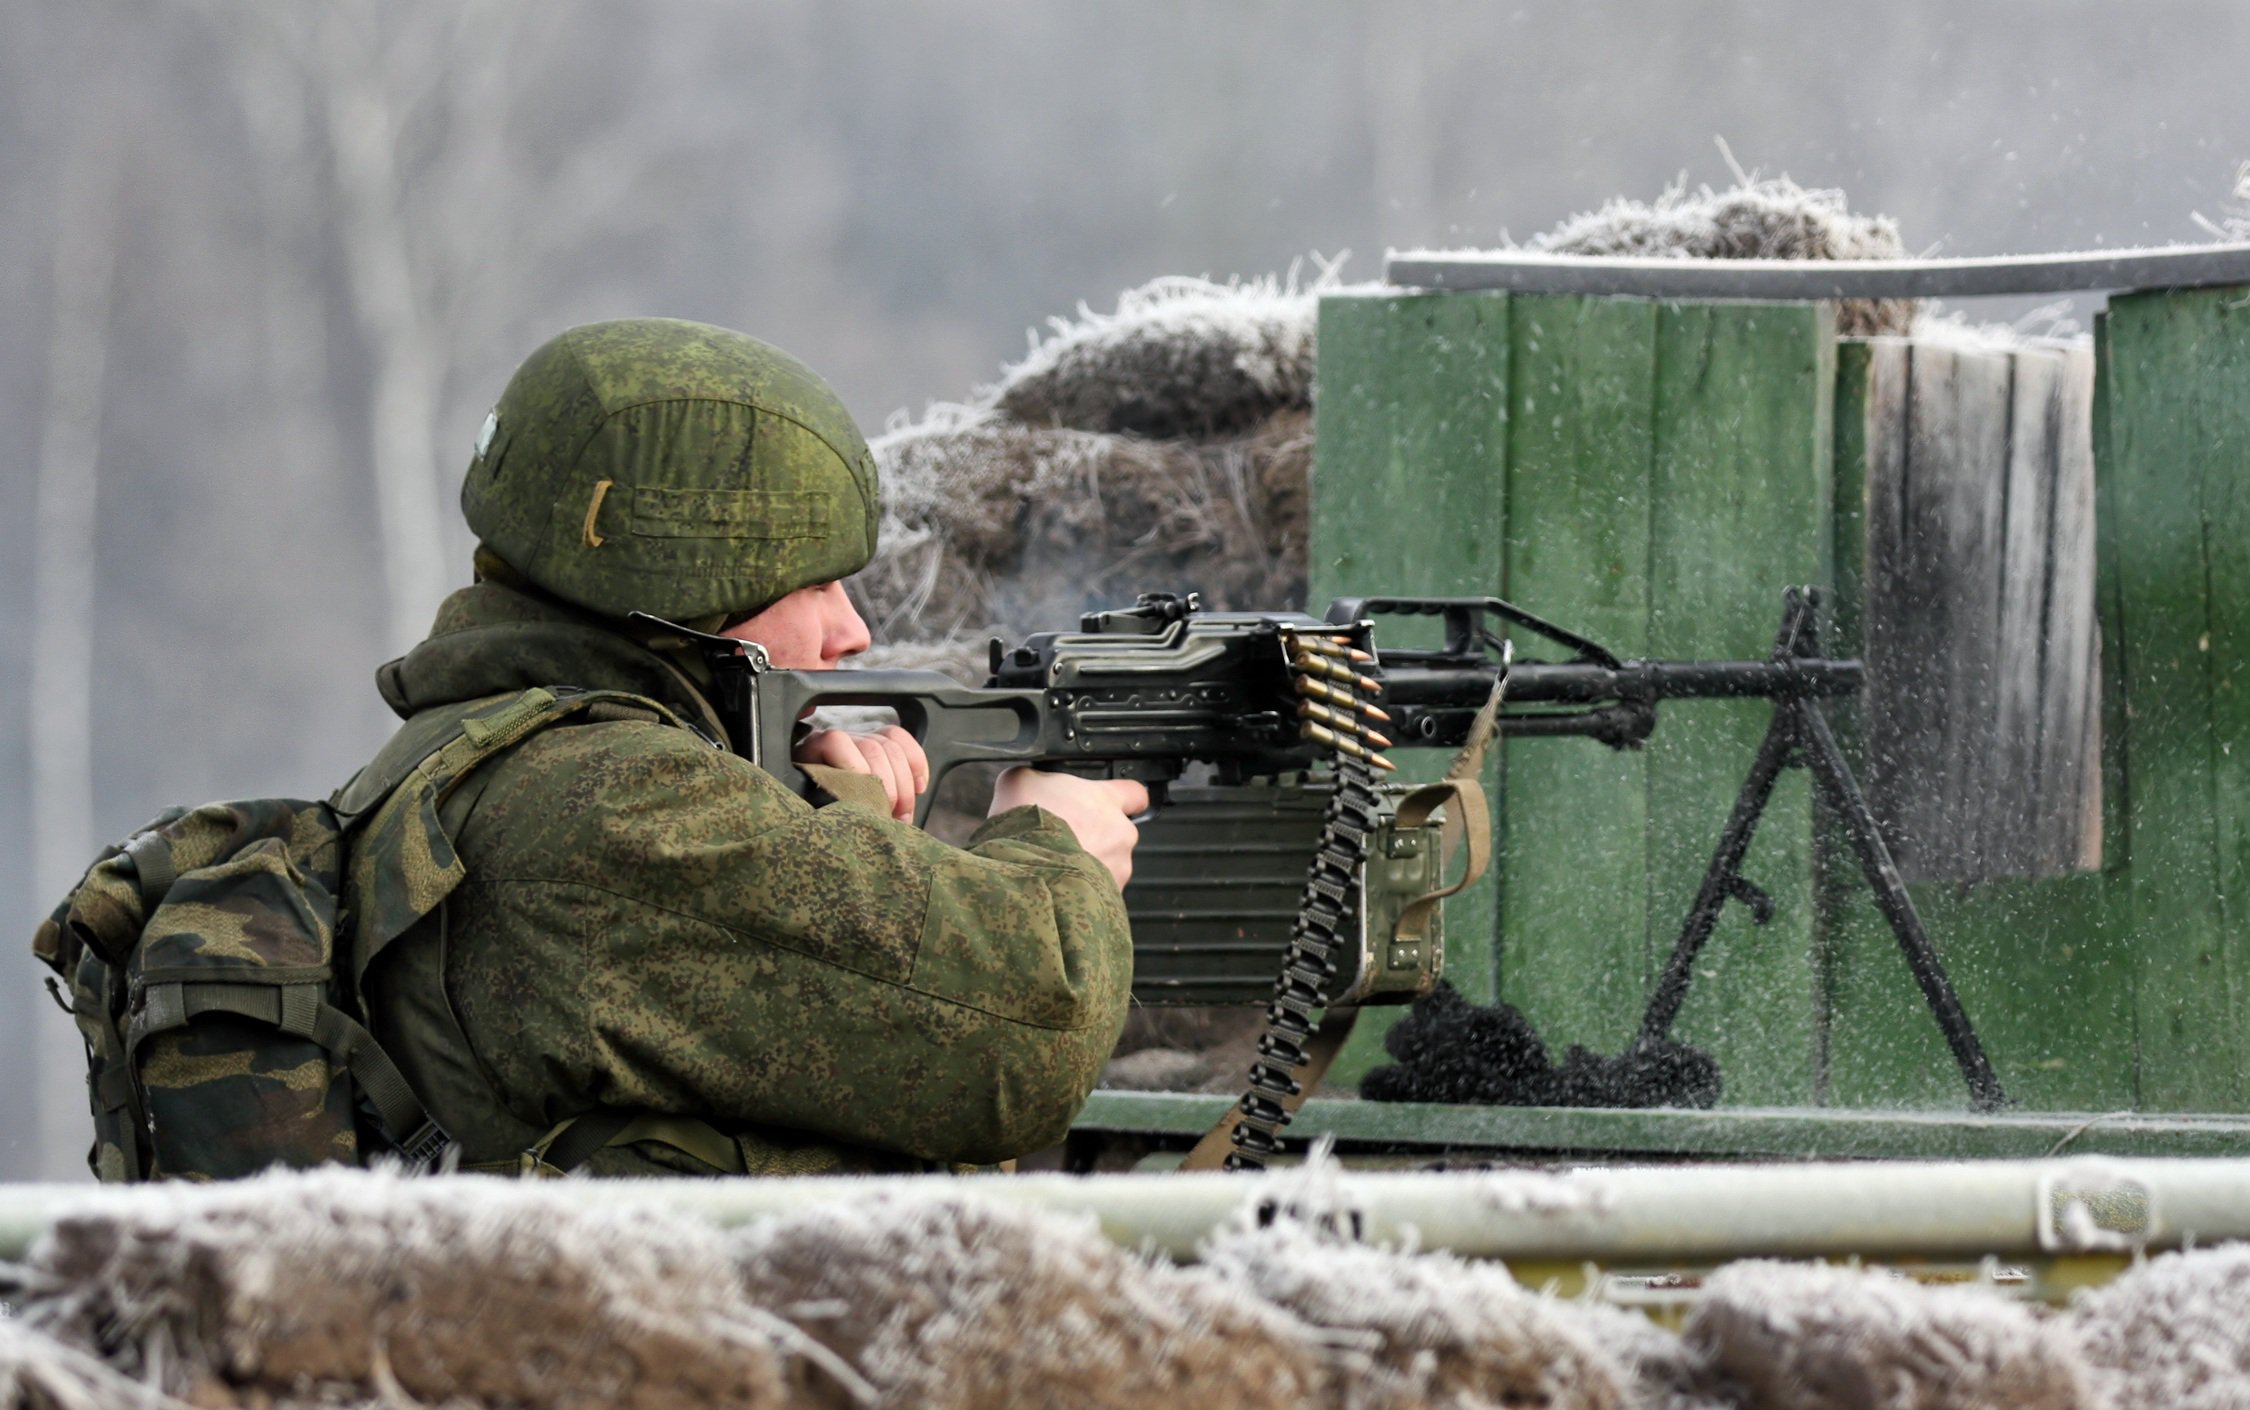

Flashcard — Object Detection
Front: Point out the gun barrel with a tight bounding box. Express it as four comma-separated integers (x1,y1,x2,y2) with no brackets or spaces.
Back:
1382,657,1863,708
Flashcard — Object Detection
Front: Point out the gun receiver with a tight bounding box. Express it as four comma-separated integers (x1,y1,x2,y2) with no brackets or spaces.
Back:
734,595,1342,812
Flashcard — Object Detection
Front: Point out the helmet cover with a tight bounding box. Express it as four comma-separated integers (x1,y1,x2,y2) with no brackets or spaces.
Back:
461,318,879,622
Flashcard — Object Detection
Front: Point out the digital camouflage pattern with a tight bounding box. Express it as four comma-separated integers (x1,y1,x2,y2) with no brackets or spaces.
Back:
460,318,880,624
344,579,1135,1175
34,799,360,1181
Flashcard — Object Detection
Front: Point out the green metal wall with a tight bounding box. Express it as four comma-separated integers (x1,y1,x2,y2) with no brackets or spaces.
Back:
2100,285,2250,1111
1310,291,1835,1096
1311,282,2250,1115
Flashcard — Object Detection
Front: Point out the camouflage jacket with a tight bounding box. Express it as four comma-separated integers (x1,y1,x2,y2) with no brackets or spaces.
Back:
338,581,1133,1175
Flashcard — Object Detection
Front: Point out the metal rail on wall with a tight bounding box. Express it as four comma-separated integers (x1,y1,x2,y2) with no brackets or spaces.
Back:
1384,240,2250,299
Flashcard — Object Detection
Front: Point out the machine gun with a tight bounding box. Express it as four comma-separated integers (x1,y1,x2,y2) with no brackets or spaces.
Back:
640,585,2004,1157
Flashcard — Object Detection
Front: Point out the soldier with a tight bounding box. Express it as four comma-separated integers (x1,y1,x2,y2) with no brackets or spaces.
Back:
340,317,1145,1176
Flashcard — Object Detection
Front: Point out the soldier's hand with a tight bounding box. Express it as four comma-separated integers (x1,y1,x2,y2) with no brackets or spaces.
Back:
796,725,930,822
990,768,1147,889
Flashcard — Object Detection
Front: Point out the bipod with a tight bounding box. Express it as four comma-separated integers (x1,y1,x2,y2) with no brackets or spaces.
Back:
1631,587,2008,1113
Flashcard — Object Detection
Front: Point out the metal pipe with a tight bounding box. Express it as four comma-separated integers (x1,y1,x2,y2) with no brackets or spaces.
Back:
1384,241,2250,300
2,1158,2245,1265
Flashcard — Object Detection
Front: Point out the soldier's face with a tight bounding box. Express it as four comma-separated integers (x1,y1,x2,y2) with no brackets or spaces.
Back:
721,580,872,670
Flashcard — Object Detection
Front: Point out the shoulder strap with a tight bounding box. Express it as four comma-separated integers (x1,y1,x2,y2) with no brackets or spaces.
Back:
1383,679,1504,951
1178,1009,1360,1172
341,686,698,979
335,685,705,1170
126,972,451,1169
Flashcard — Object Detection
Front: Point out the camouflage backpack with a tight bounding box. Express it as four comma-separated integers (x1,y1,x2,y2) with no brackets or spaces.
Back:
32,685,660,1182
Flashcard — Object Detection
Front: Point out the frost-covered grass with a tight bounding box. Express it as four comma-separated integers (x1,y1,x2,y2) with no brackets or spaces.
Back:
2190,161,2250,243
1528,175,1908,267
1401,173,1921,336
858,269,1332,658
987,263,1339,439
10,1162,2250,1408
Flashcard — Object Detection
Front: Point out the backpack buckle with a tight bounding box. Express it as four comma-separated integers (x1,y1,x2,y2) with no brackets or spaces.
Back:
392,1118,456,1172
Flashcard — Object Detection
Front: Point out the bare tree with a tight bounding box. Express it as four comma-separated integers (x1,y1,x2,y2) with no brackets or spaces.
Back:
27,110,126,1176
218,4,502,652
209,0,734,653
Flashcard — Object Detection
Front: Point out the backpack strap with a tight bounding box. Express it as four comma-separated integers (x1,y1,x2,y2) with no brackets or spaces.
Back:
339,685,706,1171
121,829,178,911
342,686,699,978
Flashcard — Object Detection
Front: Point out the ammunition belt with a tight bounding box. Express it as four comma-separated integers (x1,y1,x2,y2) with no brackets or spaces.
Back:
1223,625,1393,1172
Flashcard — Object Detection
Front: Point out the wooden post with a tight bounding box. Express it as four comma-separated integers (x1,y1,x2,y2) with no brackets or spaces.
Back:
1824,337,2130,1114
1854,339,2100,883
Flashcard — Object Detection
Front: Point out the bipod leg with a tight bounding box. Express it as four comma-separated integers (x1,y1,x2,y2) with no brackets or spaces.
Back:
1795,699,2007,1112
1635,704,1799,1050
1635,590,1823,1052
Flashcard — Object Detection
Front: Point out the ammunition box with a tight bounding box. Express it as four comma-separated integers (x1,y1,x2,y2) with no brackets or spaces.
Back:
1123,780,1446,1007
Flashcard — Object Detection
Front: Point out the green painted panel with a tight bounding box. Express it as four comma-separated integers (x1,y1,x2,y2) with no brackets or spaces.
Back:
1819,340,1876,1104
2105,287,2247,1111
1645,302,1835,1107
1072,1091,2250,1160
2089,312,2144,1105
1821,341,2136,1114
1308,290,1511,1084
1932,874,2135,1111
2154,288,2250,1114
1823,873,2135,1111
2092,313,2134,882
1827,341,1874,675
1496,294,1657,1055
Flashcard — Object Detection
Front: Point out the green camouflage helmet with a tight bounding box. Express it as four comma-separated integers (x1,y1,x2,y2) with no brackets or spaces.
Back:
461,318,880,622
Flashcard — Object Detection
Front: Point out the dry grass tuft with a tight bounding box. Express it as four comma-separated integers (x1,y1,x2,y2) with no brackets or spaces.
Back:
734,1187,1326,1410
2069,1242,2250,1410
1687,1259,2094,1410
25,1170,2250,1408
1529,175,1917,336
860,406,1311,645
0,1315,189,1410
1564,1300,1741,1410
1200,1169,1629,1410
13,1167,804,1410
853,267,1340,655
993,271,1325,438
